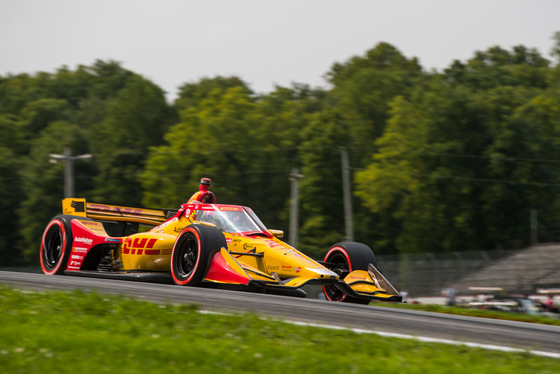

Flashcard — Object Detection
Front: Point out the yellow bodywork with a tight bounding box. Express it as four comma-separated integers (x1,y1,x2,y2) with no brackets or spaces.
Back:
61,198,399,301
120,233,175,271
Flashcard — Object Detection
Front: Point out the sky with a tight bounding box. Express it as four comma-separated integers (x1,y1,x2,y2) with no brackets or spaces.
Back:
1,0,559,101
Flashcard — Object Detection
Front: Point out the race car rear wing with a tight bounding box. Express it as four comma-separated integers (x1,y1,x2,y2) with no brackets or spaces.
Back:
62,198,168,226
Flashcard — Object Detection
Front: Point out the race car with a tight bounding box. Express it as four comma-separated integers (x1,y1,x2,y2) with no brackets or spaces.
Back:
39,184,402,303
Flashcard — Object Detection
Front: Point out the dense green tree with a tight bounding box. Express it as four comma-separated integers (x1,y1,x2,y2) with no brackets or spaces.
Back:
17,99,70,153
297,108,349,257
175,76,252,111
0,114,24,153
142,80,324,235
0,60,175,263
326,42,425,164
2,38,560,267
445,45,550,90
481,90,560,246
551,31,560,62
0,146,23,266
45,66,93,109
355,95,431,254
0,73,47,115
90,75,174,206
355,45,557,255
142,84,258,208
247,84,325,229
84,60,135,100
18,120,94,263
290,43,428,257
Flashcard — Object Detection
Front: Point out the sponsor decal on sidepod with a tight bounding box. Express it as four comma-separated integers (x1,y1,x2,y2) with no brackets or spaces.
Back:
74,237,93,245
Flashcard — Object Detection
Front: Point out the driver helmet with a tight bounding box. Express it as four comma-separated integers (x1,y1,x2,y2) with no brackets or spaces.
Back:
188,178,216,204
198,178,216,203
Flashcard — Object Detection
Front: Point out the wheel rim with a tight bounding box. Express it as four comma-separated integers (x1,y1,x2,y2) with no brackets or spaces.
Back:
323,250,350,301
43,224,64,270
175,234,198,279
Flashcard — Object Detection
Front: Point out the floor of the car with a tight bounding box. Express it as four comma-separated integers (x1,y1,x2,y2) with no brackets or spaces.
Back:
64,270,173,284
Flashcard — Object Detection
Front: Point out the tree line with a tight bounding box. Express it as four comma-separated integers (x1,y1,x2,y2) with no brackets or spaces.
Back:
1,36,560,266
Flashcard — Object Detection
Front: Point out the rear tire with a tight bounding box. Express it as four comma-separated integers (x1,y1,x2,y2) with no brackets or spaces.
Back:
171,224,227,286
322,242,377,304
40,215,73,275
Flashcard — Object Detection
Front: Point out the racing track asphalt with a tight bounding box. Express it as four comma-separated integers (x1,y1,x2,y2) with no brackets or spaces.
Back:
1,270,559,355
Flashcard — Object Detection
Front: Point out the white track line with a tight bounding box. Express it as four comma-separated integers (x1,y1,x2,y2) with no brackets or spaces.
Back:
287,320,560,359
199,310,560,359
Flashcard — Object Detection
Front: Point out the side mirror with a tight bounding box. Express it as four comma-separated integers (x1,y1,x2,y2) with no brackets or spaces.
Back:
199,221,218,229
269,229,284,238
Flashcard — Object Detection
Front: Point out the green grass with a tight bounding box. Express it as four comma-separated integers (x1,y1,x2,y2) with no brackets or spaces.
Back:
371,301,560,326
0,284,559,373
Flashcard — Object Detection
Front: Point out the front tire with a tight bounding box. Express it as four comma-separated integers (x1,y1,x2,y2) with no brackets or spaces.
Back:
322,242,377,304
40,215,73,275
171,224,227,286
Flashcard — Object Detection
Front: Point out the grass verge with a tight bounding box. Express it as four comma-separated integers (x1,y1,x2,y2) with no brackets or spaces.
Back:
0,284,558,373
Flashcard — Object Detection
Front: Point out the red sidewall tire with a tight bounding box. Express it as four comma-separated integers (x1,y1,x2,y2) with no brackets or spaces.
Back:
322,242,377,303
325,246,354,271
171,227,202,286
40,218,71,275
171,224,226,286
322,247,352,302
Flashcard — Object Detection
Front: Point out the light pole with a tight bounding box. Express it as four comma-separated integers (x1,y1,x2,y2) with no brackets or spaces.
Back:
289,167,304,247
50,147,92,198
340,147,354,241
530,209,538,246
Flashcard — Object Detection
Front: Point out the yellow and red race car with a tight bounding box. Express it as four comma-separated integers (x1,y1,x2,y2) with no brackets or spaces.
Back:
40,185,402,303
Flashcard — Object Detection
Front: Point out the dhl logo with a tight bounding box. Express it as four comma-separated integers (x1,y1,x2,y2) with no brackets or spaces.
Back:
122,237,170,256
90,204,144,215
348,276,368,280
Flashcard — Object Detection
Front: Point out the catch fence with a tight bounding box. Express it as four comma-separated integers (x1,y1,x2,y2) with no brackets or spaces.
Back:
376,247,560,297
